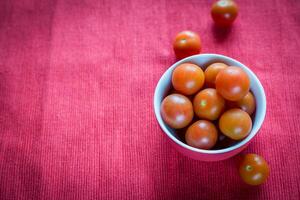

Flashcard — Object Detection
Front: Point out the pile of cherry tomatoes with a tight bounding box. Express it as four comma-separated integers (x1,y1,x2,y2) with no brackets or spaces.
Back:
160,0,270,186
161,62,253,149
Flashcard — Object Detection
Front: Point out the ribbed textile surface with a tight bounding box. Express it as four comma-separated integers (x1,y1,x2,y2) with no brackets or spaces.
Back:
0,0,300,199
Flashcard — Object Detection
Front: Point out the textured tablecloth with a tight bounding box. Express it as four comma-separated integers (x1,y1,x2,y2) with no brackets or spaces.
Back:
0,0,299,199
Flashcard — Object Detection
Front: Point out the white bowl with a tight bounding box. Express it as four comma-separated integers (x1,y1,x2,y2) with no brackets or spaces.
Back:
154,54,266,161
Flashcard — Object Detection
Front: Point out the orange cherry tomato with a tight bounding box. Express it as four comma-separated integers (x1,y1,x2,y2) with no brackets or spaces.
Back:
216,66,250,101
239,154,270,186
211,0,239,27
173,31,201,60
185,120,218,150
226,92,256,115
204,62,228,88
219,108,252,140
172,63,205,95
160,94,194,129
193,88,225,120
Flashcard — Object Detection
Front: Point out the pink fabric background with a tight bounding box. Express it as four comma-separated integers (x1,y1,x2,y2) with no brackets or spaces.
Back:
0,0,299,199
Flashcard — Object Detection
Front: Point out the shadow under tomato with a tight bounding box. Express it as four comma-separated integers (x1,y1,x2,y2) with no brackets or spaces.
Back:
232,183,263,199
211,23,233,43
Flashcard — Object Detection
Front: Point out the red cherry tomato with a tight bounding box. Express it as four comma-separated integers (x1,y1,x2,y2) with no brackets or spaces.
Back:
211,0,239,27
173,31,201,60
172,63,205,95
204,62,228,88
226,92,256,115
193,88,225,120
185,120,218,150
216,66,250,101
160,94,194,129
219,108,252,140
239,154,270,185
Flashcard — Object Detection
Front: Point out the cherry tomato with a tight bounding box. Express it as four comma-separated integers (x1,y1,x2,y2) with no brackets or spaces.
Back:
211,0,239,27
239,154,270,186
204,62,228,88
219,108,252,140
160,94,194,129
172,63,205,95
193,88,225,120
185,120,218,150
173,31,201,60
226,92,256,115
216,66,250,101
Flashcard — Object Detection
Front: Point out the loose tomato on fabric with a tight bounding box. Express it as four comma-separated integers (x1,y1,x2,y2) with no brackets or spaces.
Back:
211,0,239,27
216,66,250,101
172,63,205,95
219,108,252,140
239,154,270,186
204,62,228,88
160,94,194,129
193,88,225,120
173,31,201,60
185,120,218,150
226,92,256,115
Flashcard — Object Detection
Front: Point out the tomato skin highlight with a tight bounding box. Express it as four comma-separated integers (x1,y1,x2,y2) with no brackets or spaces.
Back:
172,63,205,95
185,120,218,150
173,31,201,60
160,94,194,129
216,66,250,101
239,154,270,186
193,88,225,120
219,108,252,140
211,0,239,27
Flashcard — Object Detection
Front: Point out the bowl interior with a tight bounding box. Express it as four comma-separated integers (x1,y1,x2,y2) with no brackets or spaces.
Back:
154,54,266,154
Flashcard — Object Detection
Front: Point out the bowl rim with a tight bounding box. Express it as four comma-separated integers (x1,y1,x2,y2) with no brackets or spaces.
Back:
153,53,267,154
